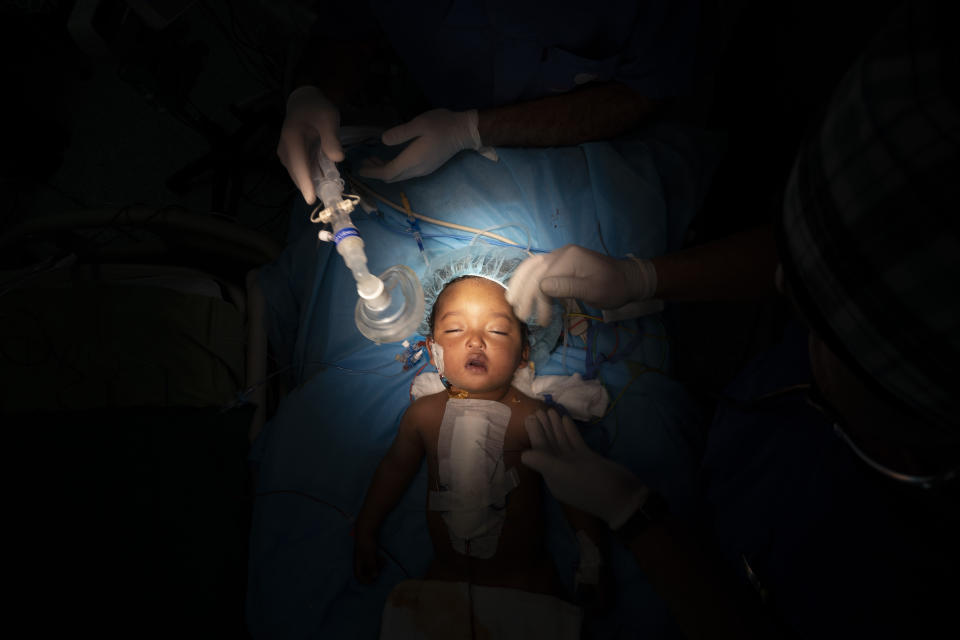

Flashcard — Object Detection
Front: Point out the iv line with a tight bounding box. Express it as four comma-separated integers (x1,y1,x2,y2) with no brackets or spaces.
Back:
345,172,521,247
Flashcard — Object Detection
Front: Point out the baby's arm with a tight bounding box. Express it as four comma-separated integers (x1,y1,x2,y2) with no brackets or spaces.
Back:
354,400,427,583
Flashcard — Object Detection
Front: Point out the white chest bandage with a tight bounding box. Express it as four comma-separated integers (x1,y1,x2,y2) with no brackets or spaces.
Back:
428,398,519,559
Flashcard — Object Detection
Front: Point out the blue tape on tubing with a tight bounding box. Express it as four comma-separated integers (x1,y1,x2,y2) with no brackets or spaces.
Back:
334,227,360,244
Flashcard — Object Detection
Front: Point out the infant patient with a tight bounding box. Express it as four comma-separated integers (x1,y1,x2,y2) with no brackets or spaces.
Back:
355,273,606,638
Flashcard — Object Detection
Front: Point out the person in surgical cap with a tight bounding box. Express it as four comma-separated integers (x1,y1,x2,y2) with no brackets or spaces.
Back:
513,2,960,638
277,0,699,203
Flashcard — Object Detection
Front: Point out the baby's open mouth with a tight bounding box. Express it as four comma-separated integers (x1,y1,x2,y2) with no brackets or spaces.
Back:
464,355,488,373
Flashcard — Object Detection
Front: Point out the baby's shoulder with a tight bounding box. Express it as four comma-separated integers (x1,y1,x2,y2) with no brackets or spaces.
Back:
509,387,547,420
504,389,544,449
403,392,446,431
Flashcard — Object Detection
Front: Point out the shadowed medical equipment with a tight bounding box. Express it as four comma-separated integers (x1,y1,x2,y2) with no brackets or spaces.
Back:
0,206,282,634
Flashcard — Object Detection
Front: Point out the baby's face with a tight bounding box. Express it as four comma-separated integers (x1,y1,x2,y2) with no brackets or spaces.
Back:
430,278,528,395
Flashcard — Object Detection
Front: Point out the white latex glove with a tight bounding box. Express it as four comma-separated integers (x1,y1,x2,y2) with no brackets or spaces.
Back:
357,108,495,183
277,86,344,205
522,408,647,529
506,244,658,327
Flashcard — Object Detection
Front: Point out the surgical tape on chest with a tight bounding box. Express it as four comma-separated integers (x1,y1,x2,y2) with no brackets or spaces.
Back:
428,398,519,558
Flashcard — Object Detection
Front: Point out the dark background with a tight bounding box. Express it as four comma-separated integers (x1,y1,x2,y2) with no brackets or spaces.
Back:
0,0,900,635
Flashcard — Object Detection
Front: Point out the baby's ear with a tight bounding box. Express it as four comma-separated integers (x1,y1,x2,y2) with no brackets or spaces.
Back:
426,336,436,367
517,342,530,370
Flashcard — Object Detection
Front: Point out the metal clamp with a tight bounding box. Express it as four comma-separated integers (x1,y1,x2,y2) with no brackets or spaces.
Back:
309,194,361,225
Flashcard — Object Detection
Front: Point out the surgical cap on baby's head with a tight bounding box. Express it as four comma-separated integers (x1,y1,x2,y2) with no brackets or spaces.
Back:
419,244,562,370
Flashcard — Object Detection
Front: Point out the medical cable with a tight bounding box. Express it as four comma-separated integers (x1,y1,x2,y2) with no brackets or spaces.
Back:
345,172,520,246
566,312,602,346
176,330,244,388
399,192,430,268
467,223,534,254
253,489,412,578
584,322,640,380
830,422,958,489
304,359,409,377
255,489,354,520
596,221,612,257
348,196,546,251
227,357,409,410
398,340,428,370
221,364,293,412
553,314,670,444
409,362,430,402
714,383,959,490
367,211,547,253
609,326,622,360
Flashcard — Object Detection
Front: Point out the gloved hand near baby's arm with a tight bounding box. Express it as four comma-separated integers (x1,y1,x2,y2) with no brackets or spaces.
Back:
522,408,649,530
358,108,497,183
506,245,659,327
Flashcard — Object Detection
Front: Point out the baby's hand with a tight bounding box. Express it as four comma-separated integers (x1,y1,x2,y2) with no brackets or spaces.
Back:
354,532,382,584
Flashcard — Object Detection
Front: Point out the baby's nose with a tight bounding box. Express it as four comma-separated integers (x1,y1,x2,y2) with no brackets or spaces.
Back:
465,330,485,348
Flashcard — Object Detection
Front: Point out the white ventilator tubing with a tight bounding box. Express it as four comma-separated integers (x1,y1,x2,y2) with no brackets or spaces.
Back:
311,146,424,343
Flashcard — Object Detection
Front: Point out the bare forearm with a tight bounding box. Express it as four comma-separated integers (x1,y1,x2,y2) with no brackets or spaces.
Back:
651,225,779,302
628,518,778,640
478,83,656,148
